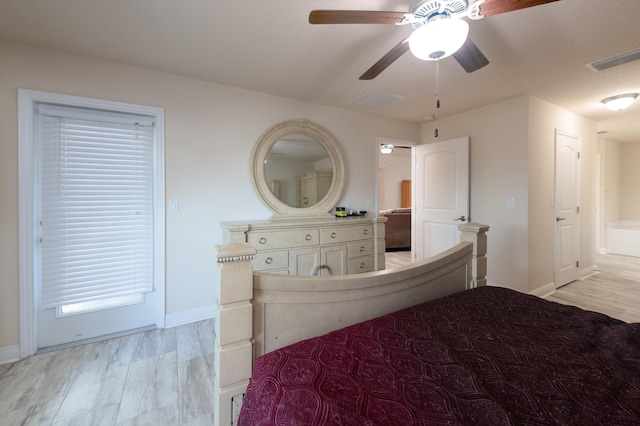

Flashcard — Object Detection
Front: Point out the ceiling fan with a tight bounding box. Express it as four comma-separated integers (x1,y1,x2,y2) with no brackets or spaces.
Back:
309,0,560,80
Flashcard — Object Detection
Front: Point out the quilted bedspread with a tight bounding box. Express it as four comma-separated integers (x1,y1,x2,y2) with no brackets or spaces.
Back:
238,287,640,425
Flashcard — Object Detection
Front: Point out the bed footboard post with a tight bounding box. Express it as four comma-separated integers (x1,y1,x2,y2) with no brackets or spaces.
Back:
458,223,490,288
215,243,256,426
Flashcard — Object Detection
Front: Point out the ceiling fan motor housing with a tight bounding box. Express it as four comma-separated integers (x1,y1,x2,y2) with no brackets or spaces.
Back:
409,0,469,28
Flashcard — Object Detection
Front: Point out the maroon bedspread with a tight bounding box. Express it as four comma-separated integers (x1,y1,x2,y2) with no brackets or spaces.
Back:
238,287,640,425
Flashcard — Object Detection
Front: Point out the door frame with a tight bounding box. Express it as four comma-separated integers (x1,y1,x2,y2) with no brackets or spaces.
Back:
18,89,166,357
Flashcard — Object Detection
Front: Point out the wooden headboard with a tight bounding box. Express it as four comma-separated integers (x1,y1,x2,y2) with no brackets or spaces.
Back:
213,222,489,426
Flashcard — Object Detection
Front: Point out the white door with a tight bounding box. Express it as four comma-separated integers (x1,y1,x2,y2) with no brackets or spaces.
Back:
413,137,470,260
34,99,163,350
554,130,580,287
38,295,158,348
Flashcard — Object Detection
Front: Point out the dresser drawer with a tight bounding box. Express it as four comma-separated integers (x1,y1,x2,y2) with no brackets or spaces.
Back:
253,250,289,271
346,240,374,259
321,225,373,244
248,229,319,250
347,256,374,274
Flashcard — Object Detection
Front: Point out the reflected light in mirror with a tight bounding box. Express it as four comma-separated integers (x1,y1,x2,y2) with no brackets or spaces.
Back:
264,134,332,208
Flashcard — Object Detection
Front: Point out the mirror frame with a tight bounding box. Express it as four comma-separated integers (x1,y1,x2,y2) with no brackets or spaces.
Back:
251,119,345,219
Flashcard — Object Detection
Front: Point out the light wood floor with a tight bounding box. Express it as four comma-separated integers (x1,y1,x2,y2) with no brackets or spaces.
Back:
546,253,640,323
1,252,637,425
0,320,216,425
384,250,414,269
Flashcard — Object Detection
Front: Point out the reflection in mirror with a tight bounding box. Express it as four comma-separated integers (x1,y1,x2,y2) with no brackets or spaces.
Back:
250,118,344,218
264,134,332,208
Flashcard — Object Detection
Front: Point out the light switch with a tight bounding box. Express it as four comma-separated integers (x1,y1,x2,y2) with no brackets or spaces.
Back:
169,199,179,212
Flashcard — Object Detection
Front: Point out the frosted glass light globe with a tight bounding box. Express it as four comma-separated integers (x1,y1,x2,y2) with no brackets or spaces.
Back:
408,18,469,61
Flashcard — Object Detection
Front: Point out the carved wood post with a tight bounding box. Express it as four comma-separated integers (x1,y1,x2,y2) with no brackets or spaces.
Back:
214,243,256,426
458,223,490,288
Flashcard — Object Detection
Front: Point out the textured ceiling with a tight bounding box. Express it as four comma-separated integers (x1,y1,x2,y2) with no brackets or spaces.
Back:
1,0,639,142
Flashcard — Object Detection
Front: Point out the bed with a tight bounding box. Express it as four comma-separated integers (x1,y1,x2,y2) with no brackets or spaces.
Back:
238,286,640,425
213,223,640,425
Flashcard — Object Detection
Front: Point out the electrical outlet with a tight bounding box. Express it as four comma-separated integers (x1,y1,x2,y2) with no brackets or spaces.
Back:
231,393,244,425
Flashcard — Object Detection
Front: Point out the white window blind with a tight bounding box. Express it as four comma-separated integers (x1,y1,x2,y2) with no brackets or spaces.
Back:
38,103,156,309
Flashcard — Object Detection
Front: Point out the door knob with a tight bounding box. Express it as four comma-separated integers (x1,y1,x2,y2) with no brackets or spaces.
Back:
556,217,566,221
453,216,466,222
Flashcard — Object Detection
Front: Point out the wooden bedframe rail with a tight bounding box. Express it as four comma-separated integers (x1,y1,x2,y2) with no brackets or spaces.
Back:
214,222,489,426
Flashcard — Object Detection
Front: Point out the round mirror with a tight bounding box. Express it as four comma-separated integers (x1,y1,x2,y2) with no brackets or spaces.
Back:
251,119,345,218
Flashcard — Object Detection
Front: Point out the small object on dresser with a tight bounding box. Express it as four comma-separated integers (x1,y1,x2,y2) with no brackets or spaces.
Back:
335,207,346,217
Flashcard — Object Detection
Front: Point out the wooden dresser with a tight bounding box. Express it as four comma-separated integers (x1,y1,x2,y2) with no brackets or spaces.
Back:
221,216,386,276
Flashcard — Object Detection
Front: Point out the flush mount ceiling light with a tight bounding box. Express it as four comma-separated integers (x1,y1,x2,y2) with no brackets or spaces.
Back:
601,93,638,111
408,16,469,61
380,144,394,154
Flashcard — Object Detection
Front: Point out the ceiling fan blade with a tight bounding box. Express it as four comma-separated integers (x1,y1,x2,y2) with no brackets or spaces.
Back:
478,0,560,17
453,38,490,73
360,40,410,80
309,10,405,25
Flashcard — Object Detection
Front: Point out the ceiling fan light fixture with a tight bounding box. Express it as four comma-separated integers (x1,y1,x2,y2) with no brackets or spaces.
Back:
601,93,638,111
380,144,394,154
408,17,469,61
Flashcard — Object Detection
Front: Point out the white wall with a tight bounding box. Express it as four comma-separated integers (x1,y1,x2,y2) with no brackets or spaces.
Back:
0,40,420,351
599,139,621,249
421,96,530,292
528,96,597,291
621,142,640,221
421,95,597,293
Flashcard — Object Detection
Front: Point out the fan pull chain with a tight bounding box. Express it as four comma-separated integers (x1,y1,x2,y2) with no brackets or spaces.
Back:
434,58,440,138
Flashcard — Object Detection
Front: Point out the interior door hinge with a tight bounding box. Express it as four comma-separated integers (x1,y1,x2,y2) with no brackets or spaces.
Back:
576,260,580,268
577,152,581,159
576,206,580,214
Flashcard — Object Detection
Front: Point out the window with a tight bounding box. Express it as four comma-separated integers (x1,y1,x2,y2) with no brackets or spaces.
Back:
36,103,157,312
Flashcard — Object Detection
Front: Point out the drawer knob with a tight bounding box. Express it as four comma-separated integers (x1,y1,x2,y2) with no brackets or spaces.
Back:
259,237,267,244
265,257,273,264
330,232,337,239
360,262,365,269
360,246,365,252
305,234,312,241
363,229,369,235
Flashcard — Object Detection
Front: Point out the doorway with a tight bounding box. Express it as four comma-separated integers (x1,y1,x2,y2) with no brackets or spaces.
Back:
18,90,166,356
378,139,414,212
377,138,415,264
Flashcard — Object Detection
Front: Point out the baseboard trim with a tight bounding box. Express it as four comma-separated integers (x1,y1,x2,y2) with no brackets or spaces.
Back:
165,304,215,328
529,282,556,299
580,264,599,280
0,345,20,365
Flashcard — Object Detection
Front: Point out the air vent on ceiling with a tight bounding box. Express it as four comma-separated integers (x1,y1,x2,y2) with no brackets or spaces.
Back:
350,90,405,110
587,47,640,71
